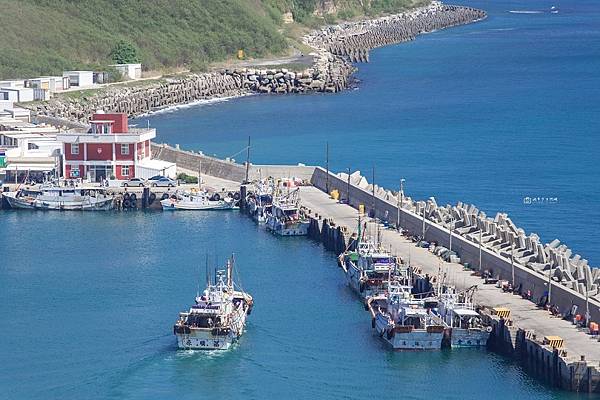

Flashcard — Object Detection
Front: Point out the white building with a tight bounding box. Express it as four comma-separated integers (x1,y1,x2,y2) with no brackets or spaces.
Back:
0,87,34,103
0,117,61,182
29,76,70,93
0,80,26,89
62,71,94,87
110,63,143,80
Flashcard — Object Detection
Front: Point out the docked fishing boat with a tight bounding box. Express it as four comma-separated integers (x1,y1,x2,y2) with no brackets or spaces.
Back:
246,180,274,224
265,188,309,236
339,239,399,301
2,185,114,211
369,273,445,350
161,190,237,211
338,215,401,300
438,286,491,347
173,257,253,350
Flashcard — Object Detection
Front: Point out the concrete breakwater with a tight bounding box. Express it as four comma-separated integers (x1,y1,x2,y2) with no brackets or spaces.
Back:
30,2,484,123
306,2,486,63
310,167,600,322
297,176,600,392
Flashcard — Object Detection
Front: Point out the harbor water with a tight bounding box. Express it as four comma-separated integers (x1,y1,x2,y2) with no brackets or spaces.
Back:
3,0,600,398
0,211,582,399
145,0,600,266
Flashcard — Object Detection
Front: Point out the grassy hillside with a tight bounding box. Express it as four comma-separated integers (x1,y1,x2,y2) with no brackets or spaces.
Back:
0,0,427,80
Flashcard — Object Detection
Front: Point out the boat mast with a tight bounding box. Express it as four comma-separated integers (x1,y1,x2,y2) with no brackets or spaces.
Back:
198,160,202,190
227,254,234,288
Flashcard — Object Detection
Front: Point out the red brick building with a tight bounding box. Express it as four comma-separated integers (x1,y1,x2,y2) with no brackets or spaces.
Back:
57,111,156,181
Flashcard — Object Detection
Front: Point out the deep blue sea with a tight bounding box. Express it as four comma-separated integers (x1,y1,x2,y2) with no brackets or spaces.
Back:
2,0,599,399
146,0,600,267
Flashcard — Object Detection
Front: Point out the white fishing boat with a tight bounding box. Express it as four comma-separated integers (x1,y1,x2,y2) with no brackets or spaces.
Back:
246,179,274,224
161,190,237,211
369,270,445,350
438,286,491,347
173,256,253,350
3,185,114,211
339,215,402,301
340,238,399,301
265,188,309,236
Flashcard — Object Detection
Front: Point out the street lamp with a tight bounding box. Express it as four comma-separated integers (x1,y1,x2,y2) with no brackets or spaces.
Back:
397,178,405,232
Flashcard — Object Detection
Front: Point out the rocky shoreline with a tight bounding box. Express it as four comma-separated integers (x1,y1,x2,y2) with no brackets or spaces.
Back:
30,2,485,123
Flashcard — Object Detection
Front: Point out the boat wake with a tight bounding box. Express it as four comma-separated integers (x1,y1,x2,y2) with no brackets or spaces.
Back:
508,10,543,14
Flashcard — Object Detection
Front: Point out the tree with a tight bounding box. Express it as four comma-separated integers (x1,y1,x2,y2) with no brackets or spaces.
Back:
110,40,139,64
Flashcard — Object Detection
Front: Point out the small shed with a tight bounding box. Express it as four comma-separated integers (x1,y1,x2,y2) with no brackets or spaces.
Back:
110,63,142,80
62,71,94,87
0,88,34,103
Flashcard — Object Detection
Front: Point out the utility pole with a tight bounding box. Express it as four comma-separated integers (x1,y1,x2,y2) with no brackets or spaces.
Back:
325,142,329,195
511,242,515,287
346,167,351,205
397,178,405,232
371,165,375,219
448,215,454,253
479,229,483,272
245,136,251,183
421,208,426,240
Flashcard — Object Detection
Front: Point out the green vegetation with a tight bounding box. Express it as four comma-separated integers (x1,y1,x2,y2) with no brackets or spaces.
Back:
0,0,428,80
177,173,198,184
110,40,140,64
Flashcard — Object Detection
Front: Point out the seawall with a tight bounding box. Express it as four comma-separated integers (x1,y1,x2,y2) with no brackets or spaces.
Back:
309,167,600,322
28,2,485,123
297,172,600,392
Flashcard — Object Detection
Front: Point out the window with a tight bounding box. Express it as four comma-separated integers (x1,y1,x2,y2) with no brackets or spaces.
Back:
121,144,130,155
71,143,79,155
122,165,130,177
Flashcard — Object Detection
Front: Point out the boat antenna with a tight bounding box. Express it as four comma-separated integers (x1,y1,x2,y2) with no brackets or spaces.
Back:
245,136,251,184
198,160,202,190
205,254,209,288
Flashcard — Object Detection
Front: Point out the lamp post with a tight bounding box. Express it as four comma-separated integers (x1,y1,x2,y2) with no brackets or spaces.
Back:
397,178,405,232
448,215,454,254
511,242,515,287
479,229,483,272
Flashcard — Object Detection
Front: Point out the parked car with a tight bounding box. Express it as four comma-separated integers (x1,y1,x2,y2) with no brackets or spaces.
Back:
122,177,146,187
147,175,166,182
150,177,176,187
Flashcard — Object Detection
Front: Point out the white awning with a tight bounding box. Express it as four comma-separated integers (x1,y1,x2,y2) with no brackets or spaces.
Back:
3,163,56,171
454,309,480,317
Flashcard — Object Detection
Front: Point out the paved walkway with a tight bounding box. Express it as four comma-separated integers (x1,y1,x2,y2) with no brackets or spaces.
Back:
299,186,600,363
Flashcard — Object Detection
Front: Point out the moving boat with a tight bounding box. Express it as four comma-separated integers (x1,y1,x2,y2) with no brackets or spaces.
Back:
173,256,253,350
438,286,491,347
265,188,309,236
369,269,445,350
161,190,237,211
550,5,558,13
3,185,114,211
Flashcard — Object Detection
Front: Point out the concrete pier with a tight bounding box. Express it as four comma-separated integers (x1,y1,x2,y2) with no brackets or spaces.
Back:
299,168,600,392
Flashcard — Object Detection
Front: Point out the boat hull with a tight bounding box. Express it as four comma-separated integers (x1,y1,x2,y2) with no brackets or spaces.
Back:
265,218,309,236
3,192,113,211
449,328,490,348
176,330,237,350
374,313,443,350
161,198,236,211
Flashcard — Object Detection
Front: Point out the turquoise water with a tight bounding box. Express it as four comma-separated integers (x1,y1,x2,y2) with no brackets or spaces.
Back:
3,0,600,398
145,0,600,266
0,211,582,399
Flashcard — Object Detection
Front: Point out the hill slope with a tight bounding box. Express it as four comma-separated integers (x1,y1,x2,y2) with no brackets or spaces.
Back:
0,0,426,80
